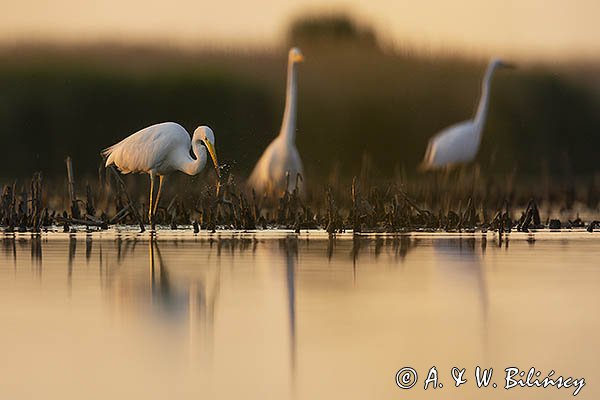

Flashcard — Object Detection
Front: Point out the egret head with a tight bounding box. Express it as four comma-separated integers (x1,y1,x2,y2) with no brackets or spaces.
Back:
194,126,220,177
289,47,304,64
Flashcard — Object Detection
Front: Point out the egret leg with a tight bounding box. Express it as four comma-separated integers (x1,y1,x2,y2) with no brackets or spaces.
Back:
149,174,155,224
153,175,165,216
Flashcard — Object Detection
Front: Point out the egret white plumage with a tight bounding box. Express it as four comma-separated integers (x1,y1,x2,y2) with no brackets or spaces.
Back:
420,58,514,170
102,122,219,224
248,47,304,194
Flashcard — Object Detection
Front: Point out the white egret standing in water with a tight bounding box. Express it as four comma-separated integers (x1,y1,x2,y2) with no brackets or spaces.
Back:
103,122,219,224
420,58,514,170
248,47,304,194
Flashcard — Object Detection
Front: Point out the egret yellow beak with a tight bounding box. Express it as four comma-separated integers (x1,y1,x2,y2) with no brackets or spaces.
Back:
204,141,220,178
295,54,305,63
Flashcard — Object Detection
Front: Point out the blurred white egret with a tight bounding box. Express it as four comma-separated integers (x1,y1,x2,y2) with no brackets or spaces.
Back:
420,58,514,170
248,47,304,194
102,122,219,224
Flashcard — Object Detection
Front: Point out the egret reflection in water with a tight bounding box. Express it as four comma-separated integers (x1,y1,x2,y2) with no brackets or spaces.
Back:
104,235,298,378
105,237,221,359
431,237,489,358
280,237,298,378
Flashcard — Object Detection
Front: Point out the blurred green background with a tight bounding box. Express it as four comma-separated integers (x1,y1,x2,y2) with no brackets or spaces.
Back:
1,14,599,181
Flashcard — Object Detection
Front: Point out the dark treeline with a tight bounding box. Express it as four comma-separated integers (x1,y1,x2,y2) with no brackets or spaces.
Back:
1,14,600,182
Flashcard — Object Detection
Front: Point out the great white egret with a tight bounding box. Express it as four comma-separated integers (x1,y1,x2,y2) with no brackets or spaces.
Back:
102,122,219,224
420,58,514,170
248,47,304,194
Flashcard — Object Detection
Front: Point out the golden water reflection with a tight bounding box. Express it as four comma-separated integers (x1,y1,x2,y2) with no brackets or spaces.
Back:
0,233,598,399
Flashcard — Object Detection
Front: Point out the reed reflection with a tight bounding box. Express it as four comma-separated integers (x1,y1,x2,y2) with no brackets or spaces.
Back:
349,234,416,265
85,234,92,263
2,236,17,268
31,234,42,271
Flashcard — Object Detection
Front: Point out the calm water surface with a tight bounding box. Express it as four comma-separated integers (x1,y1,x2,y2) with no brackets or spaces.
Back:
0,231,598,399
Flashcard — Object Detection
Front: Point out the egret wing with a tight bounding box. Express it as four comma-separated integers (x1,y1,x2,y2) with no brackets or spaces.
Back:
103,122,189,174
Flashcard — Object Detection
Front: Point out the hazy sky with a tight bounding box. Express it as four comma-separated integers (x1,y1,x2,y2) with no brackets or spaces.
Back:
2,0,599,61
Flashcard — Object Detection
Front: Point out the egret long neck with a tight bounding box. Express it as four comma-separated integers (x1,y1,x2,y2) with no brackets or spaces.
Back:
474,63,497,130
279,59,298,143
179,141,207,176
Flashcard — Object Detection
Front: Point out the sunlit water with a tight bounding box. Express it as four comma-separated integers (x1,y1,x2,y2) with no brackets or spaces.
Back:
0,230,598,399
